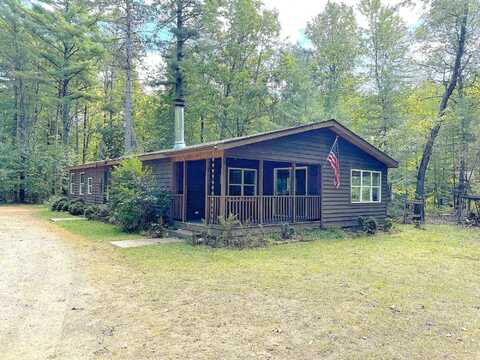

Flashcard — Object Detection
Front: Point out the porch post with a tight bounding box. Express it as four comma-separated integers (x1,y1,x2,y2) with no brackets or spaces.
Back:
291,162,296,223
259,159,264,224
220,155,226,220
182,161,187,222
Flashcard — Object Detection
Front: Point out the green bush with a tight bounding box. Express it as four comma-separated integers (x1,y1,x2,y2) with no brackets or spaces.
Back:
60,199,71,212
358,217,378,235
109,158,170,232
50,196,68,211
69,201,85,216
84,204,111,222
84,205,97,220
383,217,393,232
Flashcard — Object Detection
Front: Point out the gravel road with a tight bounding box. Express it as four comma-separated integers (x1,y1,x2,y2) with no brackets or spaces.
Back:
0,207,157,360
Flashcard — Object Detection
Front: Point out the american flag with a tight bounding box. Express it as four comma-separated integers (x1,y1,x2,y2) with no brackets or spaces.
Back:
327,136,340,189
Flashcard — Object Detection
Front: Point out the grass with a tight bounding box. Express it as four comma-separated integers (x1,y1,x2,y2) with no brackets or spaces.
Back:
125,226,480,359
36,207,141,242
37,205,480,358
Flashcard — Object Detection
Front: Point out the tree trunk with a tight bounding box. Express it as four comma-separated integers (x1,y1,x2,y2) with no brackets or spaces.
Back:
415,2,468,208
124,0,135,154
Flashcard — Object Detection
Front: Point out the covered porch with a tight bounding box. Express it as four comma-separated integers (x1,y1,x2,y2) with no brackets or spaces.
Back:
170,152,322,226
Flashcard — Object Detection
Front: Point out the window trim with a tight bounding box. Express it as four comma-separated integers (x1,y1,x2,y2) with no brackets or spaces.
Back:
228,167,257,196
70,173,75,195
273,166,308,196
350,169,382,203
87,177,93,195
79,173,85,195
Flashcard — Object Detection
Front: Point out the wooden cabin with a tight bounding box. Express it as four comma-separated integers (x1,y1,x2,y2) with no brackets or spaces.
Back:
68,120,398,231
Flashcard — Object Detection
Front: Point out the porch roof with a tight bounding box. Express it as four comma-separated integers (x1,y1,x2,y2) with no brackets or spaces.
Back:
69,119,398,170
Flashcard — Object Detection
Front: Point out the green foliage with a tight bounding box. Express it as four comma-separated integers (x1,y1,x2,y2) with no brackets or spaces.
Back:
280,223,295,240
383,217,393,232
51,196,68,211
69,201,86,216
358,216,378,235
109,158,169,232
84,204,110,222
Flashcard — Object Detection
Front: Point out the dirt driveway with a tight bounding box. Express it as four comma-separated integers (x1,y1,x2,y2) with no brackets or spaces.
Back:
0,207,157,360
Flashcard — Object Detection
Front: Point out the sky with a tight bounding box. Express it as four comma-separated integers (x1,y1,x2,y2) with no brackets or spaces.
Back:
262,0,423,43
140,0,424,81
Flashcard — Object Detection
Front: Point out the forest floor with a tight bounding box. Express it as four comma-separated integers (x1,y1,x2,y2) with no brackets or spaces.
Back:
1,205,480,359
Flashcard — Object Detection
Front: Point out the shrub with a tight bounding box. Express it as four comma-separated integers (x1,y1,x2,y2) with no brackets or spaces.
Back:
383,217,393,232
109,158,169,232
146,223,165,238
84,204,111,222
50,196,68,211
280,223,295,240
358,217,378,235
69,201,85,216
60,199,71,212
84,205,98,220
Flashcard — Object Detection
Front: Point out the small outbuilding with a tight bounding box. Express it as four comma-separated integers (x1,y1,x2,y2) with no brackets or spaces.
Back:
68,119,398,231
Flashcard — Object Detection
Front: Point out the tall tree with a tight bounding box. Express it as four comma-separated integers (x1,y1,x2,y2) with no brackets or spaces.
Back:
415,0,480,207
359,0,409,150
24,0,104,148
306,1,361,119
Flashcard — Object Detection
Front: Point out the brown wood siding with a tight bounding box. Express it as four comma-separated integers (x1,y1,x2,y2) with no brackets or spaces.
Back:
143,159,173,191
226,128,389,227
68,166,107,205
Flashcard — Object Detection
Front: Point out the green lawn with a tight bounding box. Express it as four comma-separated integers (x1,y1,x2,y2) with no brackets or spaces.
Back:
125,226,480,359
38,206,480,358
36,207,141,241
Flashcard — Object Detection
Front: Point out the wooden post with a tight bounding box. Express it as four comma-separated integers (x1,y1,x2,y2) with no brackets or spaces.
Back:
182,161,187,222
291,162,296,223
204,159,209,224
220,155,226,220
259,159,264,224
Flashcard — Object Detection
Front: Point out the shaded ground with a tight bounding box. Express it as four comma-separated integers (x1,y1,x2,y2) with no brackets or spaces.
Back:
1,206,480,359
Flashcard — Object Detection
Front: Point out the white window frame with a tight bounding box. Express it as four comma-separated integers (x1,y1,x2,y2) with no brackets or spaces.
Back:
70,173,75,195
79,173,85,195
351,169,382,203
87,177,93,195
228,167,257,196
274,167,308,196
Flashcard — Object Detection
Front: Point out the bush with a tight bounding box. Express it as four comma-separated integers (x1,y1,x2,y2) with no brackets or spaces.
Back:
109,158,170,232
280,223,295,240
69,201,85,216
84,204,111,222
60,199,71,212
84,205,97,220
146,223,165,238
50,196,68,211
383,217,393,232
358,217,378,235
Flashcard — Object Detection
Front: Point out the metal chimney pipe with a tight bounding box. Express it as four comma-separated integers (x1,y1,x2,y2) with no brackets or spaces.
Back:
173,98,186,149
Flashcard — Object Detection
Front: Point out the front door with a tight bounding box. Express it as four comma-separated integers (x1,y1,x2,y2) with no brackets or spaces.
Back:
186,160,206,221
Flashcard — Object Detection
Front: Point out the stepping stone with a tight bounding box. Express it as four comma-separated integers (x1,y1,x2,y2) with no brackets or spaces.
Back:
110,238,182,248
50,217,87,222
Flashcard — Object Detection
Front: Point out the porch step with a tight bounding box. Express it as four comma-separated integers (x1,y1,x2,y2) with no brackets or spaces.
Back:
166,228,194,240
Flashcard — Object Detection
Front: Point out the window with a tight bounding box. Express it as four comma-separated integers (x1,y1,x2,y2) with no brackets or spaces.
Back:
79,173,85,195
87,177,93,195
351,169,381,203
70,173,75,194
274,167,308,196
228,168,257,196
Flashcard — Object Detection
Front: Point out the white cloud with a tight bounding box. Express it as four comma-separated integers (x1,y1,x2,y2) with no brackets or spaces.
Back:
263,0,423,43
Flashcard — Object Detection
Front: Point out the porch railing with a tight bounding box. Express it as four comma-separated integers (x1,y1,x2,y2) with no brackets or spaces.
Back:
171,194,184,220
206,195,321,225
